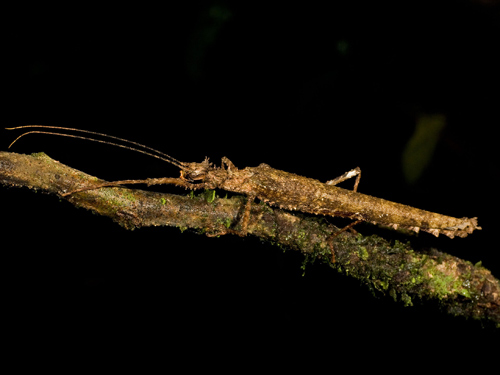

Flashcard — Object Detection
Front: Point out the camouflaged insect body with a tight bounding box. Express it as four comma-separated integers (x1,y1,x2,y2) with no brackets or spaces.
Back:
212,160,480,239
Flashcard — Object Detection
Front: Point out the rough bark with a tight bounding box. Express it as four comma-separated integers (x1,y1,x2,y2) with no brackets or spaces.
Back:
1,151,498,328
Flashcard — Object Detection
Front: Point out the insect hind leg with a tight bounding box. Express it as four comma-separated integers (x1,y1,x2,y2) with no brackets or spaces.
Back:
328,220,363,263
325,167,361,192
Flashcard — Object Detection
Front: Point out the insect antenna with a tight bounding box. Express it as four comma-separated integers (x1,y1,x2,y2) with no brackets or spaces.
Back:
6,125,189,171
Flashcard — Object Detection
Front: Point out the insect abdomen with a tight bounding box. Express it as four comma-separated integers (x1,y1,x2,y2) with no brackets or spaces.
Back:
246,164,480,238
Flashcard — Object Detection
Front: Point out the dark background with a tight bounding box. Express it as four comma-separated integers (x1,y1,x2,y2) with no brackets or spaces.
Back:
2,1,499,361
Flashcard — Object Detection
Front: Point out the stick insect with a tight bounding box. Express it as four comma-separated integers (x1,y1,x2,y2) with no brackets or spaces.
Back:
6,125,481,260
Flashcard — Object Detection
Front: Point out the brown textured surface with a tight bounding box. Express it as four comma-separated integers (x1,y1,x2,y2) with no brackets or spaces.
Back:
218,162,480,239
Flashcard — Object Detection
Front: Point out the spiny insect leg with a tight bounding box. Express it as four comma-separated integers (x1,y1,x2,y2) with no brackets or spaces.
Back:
60,177,202,196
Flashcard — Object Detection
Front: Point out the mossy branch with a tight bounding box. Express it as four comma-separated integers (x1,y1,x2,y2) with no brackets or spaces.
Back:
1,151,498,327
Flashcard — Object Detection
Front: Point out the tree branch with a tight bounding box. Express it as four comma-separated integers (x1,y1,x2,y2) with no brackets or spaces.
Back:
1,151,498,327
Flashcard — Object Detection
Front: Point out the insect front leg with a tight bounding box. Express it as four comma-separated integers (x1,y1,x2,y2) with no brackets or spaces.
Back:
205,193,256,238
60,177,203,196
325,167,361,192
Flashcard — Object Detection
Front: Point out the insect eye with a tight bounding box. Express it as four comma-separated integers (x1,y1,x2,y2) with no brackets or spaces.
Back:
190,171,203,179
185,169,206,181
182,161,210,181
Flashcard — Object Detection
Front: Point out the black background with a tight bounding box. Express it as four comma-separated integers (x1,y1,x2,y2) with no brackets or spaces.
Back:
3,1,499,363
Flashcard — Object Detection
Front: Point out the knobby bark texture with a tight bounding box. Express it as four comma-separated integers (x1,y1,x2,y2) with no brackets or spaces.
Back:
1,151,499,328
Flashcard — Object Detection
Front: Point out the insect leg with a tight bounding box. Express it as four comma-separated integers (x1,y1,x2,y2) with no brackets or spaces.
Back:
221,156,236,171
325,167,361,192
239,194,256,235
328,219,363,263
205,194,255,238
60,177,202,196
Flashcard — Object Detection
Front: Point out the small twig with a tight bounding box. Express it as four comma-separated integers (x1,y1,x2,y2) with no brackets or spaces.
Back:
1,151,499,327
